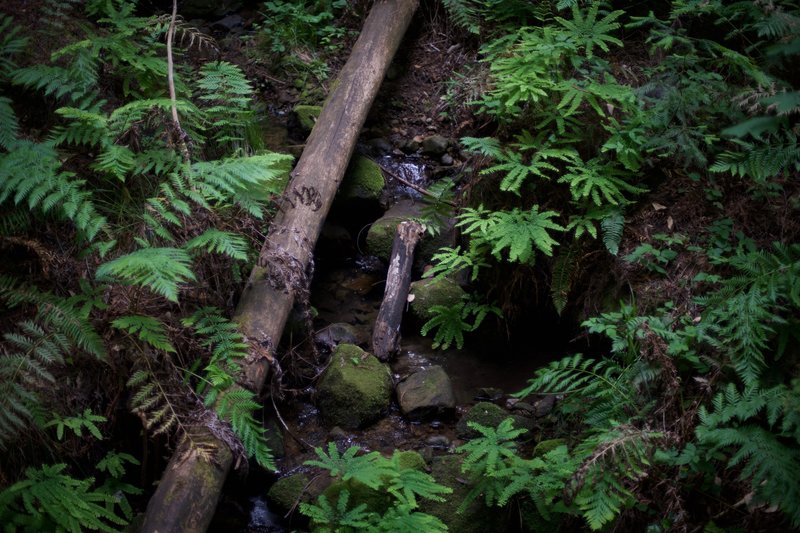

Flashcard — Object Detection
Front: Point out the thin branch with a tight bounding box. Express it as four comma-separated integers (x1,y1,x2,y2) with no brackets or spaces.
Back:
378,163,457,206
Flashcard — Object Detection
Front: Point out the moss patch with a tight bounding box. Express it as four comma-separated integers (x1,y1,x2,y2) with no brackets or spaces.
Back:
293,104,322,131
409,277,466,321
339,156,385,201
317,344,393,429
267,473,310,514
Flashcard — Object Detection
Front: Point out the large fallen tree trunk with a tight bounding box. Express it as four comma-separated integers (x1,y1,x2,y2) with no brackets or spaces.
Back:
140,1,418,530
372,220,424,360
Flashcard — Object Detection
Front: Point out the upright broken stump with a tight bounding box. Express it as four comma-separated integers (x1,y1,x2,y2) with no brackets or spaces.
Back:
140,0,419,530
372,220,424,360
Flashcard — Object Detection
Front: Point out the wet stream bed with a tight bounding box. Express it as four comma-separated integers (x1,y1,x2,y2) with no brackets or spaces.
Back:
211,154,572,532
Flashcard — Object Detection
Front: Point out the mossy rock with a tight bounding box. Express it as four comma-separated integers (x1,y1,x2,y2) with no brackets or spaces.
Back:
322,477,393,517
317,344,392,429
339,156,385,201
366,199,421,260
421,455,510,533
456,402,535,439
293,104,322,132
409,277,466,321
393,449,427,471
267,473,310,515
396,366,456,421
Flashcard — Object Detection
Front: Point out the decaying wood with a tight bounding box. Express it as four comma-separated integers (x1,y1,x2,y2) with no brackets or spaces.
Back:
372,220,424,361
140,0,419,530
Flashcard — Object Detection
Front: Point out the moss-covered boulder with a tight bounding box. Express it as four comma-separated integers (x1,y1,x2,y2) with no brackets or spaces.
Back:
293,104,322,132
339,156,385,201
396,366,456,421
267,473,311,515
366,199,421,260
421,455,510,533
456,401,535,439
534,438,567,457
409,277,466,321
317,344,393,429
394,449,427,471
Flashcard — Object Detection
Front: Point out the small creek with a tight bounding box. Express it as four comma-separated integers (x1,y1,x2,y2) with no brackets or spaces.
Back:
214,153,570,532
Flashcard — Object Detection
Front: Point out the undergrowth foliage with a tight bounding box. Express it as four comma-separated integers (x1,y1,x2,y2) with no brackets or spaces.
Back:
427,0,800,531
0,1,291,529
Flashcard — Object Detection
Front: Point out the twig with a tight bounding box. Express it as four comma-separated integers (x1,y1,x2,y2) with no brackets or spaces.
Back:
378,164,457,206
270,376,312,452
167,0,190,161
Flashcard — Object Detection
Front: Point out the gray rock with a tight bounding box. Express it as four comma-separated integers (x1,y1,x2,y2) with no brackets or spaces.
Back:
211,14,243,32
329,426,348,441
510,401,536,417
425,435,451,448
367,137,393,154
534,395,556,417
456,401,535,439
401,138,420,154
421,135,449,156
314,323,359,352
397,366,456,420
440,153,454,166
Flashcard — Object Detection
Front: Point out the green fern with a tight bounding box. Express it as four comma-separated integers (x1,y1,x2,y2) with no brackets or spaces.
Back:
422,244,490,282
459,205,564,263
96,247,196,302
386,451,452,507
555,2,624,59
551,240,581,314
299,491,373,531
184,307,274,470
196,61,255,147
45,408,106,441
186,229,251,261
558,157,646,207
459,418,527,476
307,443,392,489
0,463,129,532
112,315,176,352
126,368,181,437
600,209,624,255
696,384,800,527
441,0,481,34
421,298,501,350
214,389,275,470
0,15,28,79
0,140,108,241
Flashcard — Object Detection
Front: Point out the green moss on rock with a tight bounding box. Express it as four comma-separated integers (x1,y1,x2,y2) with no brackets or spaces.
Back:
339,156,385,201
267,473,310,514
534,438,567,456
455,402,535,439
421,455,509,533
409,277,466,321
317,344,392,429
293,104,322,131
394,450,426,471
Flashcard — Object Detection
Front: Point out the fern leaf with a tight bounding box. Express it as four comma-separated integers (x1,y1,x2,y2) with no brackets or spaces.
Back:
96,247,196,302
186,229,250,261
112,315,175,352
551,241,581,314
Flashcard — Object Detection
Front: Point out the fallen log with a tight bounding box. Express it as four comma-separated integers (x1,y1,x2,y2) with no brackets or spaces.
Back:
140,1,419,530
372,220,424,360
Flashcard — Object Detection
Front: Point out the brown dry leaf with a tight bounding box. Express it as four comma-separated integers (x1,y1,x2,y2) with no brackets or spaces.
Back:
667,216,674,230
652,202,667,211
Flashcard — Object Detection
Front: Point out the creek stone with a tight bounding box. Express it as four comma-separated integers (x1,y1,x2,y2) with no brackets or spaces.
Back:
267,473,311,515
456,401,535,439
293,104,322,132
211,14,243,32
396,365,456,420
440,153,454,166
401,138,421,154
339,156,385,201
534,394,557,417
421,455,510,533
421,134,449,155
314,322,360,353
408,277,466,321
367,137,393,154
317,344,392,429
425,435,451,448
366,199,422,260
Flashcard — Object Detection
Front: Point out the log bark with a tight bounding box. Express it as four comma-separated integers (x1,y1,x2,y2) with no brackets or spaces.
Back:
372,220,424,361
140,1,418,530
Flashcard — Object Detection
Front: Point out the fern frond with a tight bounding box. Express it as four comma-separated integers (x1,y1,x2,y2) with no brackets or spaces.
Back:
551,240,581,314
0,140,108,241
600,209,624,255
442,0,481,34
112,315,175,352
186,229,251,261
0,15,29,79
0,463,128,532
96,247,196,302
307,443,391,489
